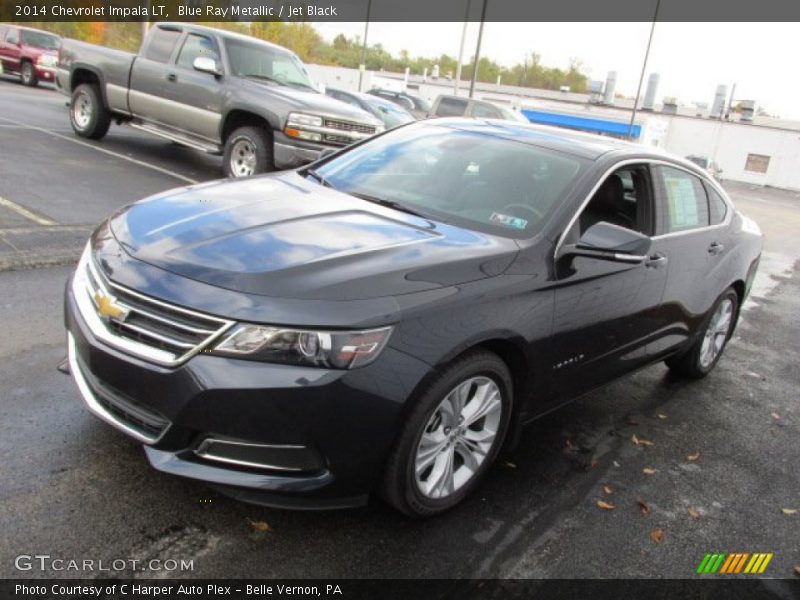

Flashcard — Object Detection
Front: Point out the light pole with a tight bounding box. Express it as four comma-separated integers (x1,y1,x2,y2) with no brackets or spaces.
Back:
627,0,661,140
468,0,488,99
358,0,372,92
454,0,472,95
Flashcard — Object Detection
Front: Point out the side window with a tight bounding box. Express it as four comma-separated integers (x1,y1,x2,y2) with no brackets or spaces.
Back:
144,27,181,63
176,34,218,70
579,165,653,236
472,102,501,119
706,184,729,225
6,28,19,45
656,166,710,233
435,97,468,117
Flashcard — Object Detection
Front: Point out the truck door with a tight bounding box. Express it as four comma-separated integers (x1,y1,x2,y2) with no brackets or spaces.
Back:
128,25,183,127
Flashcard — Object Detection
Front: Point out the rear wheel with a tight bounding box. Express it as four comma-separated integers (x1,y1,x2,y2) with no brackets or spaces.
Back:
20,61,38,87
382,350,513,517
223,126,274,178
665,288,738,378
70,83,111,140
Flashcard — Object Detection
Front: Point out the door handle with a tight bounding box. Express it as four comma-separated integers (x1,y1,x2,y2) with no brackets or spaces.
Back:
644,252,668,268
166,73,177,82
708,242,724,255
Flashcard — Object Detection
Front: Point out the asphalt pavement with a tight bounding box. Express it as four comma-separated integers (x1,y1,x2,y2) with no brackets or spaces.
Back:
0,79,798,584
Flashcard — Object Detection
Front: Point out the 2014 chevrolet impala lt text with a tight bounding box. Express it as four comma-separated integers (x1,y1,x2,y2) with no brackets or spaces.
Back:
63,119,762,516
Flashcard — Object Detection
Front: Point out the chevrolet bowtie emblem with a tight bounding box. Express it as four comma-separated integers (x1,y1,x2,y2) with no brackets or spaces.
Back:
94,291,129,322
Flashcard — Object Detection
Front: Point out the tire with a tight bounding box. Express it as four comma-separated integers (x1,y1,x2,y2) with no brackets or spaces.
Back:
382,350,513,517
70,83,111,140
223,126,274,178
20,61,38,87
665,287,739,379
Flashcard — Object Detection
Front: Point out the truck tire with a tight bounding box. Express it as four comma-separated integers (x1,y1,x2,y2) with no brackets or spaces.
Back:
223,126,274,178
20,61,38,87
70,83,111,140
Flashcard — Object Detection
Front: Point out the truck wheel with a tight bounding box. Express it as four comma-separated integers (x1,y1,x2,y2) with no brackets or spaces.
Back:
224,126,274,178
70,83,111,140
20,61,38,87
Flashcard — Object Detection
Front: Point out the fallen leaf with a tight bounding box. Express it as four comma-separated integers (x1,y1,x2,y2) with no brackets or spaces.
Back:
795,565,800,576
565,439,574,449
635,496,651,515
596,500,615,511
771,412,781,420
504,461,517,469
649,528,664,543
643,467,657,475
603,485,614,495
658,414,668,420
688,508,701,519
632,434,655,447
613,461,621,468
782,508,798,515
247,519,273,533
591,458,600,468
687,451,701,461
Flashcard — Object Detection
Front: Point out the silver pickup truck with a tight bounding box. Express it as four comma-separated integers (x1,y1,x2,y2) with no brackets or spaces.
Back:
57,23,383,177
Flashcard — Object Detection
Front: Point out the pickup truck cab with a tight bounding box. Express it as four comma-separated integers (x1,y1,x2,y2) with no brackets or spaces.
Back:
57,23,383,177
0,24,60,87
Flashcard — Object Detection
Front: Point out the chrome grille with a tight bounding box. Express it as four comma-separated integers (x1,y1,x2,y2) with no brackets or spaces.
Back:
323,119,376,135
73,249,234,367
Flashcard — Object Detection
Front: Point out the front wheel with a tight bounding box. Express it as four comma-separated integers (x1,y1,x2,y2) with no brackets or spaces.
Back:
20,61,38,86
382,350,513,517
70,83,111,140
223,126,274,178
665,288,739,378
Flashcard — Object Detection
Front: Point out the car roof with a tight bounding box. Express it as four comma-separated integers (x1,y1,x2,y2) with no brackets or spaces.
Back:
427,117,676,162
157,23,293,56
9,25,61,38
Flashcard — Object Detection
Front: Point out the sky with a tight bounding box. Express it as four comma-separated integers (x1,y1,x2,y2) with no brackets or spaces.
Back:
313,22,800,119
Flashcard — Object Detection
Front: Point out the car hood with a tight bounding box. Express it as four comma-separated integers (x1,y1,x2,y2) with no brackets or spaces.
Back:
241,79,381,126
108,173,519,301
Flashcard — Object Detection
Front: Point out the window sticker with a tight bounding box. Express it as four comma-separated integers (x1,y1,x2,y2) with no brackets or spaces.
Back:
664,175,699,228
490,212,528,230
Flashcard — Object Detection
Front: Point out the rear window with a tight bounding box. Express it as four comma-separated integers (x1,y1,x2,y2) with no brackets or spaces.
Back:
706,185,729,225
435,97,468,117
656,166,710,233
144,27,181,63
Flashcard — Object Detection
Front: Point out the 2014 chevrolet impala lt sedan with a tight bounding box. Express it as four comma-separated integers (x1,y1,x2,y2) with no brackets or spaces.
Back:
64,118,762,516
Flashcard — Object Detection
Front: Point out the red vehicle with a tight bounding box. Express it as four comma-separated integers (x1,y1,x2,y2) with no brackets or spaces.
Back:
0,24,60,87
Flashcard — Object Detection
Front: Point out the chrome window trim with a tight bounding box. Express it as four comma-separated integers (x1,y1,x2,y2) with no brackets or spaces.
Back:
554,157,734,259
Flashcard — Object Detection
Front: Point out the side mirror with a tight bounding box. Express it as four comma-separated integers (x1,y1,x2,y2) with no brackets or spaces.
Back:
193,56,221,77
558,222,651,264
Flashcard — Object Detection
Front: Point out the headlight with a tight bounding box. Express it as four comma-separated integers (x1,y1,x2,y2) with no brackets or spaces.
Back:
286,112,324,128
212,324,393,369
37,54,57,67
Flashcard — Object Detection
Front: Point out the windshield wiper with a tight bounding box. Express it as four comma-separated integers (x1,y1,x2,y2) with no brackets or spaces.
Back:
349,192,428,219
243,74,287,86
305,168,333,188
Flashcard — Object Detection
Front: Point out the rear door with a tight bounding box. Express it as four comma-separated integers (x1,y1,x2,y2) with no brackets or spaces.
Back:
646,164,733,356
128,25,183,127
1,27,21,74
548,161,669,401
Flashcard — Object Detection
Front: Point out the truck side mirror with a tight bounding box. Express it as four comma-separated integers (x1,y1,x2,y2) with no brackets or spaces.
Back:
193,56,221,77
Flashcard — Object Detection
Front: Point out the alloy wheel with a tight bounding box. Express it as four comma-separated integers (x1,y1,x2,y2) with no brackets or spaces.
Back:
414,376,503,499
230,139,257,177
699,298,734,368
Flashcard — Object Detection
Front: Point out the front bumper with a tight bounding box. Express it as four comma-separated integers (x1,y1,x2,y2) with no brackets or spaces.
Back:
35,65,56,82
272,131,329,169
64,274,430,509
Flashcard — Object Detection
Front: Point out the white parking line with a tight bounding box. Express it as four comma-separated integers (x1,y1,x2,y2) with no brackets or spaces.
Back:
0,196,57,226
0,115,198,185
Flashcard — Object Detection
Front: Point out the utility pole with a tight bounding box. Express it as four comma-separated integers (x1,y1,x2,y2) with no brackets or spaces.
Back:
468,0,488,99
358,0,372,92
454,0,472,95
627,0,661,140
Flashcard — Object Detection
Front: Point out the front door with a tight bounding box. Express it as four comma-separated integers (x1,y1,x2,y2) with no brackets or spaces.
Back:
548,163,669,401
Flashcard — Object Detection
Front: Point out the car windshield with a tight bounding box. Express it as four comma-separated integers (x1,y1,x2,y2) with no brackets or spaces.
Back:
225,38,315,91
313,123,586,238
409,95,431,112
21,30,59,50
